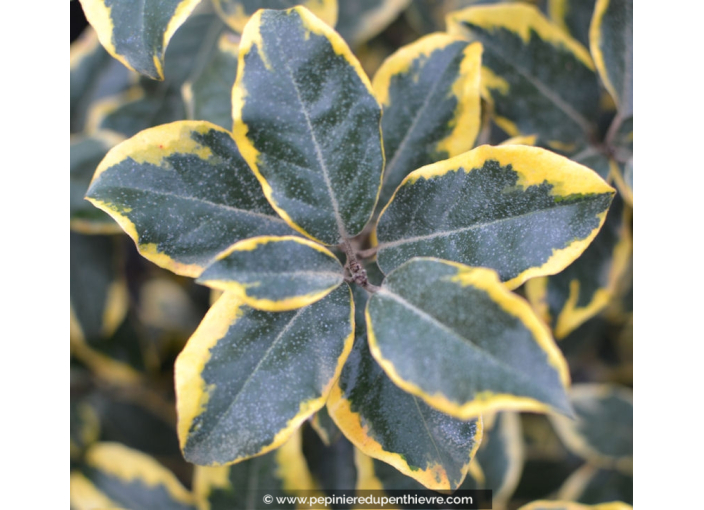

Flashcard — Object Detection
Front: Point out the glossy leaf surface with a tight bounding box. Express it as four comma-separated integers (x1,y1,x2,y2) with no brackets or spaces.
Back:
79,0,203,80
86,121,292,278
175,286,354,465
367,258,571,419
373,34,482,214
376,145,615,289
198,236,344,311
233,6,384,244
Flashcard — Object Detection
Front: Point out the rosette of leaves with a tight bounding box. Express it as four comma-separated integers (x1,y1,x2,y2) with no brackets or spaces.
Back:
85,6,615,492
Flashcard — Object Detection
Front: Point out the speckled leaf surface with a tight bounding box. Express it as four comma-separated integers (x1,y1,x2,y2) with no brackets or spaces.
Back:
92,14,223,138
447,4,600,148
193,430,315,509
328,284,482,491
336,0,411,47
373,34,482,214
550,384,633,473
233,7,384,245
79,0,203,80
175,286,354,465
213,0,338,32
86,121,293,278
71,133,126,234
366,258,571,419
69,443,196,510
355,449,484,496
590,0,632,116
526,195,631,339
198,236,345,311
71,28,133,133
549,0,597,47
183,30,238,131
376,145,615,289
476,412,524,510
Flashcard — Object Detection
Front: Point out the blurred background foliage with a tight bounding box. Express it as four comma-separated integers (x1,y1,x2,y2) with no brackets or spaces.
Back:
70,1,632,508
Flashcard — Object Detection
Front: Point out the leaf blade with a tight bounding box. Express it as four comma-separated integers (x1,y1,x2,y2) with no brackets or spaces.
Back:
376,145,615,289
197,236,345,311
175,286,354,465
366,258,571,419
232,6,384,244
86,121,292,277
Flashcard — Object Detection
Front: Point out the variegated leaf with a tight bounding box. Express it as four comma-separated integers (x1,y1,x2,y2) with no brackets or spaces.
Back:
367,258,572,419
233,6,383,245
86,121,293,278
79,0,203,80
376,145,615,289
373,34,482,214
175,286,354,465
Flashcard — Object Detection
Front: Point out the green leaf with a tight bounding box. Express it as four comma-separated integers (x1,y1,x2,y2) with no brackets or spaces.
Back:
557,465,632,506
372,34,482,215
69,443,197,510
213,0,338,32
91,14,224,138
366,258,571,419
548,0,597,47
328,283,482,491
476,412,524,510
183,31,239,131
70,28,132,133
79,0,203,80
193,430,316,509
518,502,632,510
70,233,128,344
175,286,354,465
447,4,601,148
550,384,633,473
336,0,411,47
233,6,384,245
329,333,482,491
86,121,293,278
355,449,484,495
375,145,615,289
71,132,125,234
526,195,631,339
197,236,345,311
590,0,632,116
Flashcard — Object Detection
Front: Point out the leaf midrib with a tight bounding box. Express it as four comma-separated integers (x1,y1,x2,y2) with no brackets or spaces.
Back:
101,185,288,224
377,288,553,397
274,30,347,241
378,197,594,250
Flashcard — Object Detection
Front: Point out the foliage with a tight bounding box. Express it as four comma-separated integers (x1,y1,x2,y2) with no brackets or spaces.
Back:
71,0,633,508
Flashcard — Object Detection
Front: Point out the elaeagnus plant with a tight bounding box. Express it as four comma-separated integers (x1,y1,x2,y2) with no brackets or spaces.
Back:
72,0,633,508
